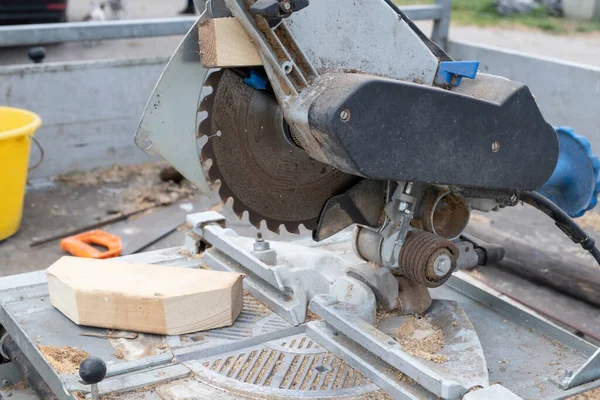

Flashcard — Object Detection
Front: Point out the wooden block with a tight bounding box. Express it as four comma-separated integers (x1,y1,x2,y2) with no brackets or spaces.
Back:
47,256,244,335
199,17,263,68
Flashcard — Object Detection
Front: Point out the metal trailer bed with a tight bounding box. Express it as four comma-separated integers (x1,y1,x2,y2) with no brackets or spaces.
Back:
1,212,599,400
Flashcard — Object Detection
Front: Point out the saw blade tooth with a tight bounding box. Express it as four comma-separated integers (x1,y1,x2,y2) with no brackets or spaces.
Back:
207,166,221,183
203,69,223,88
283,222,301,235
248,213,263,229
266,220,282,235
231,201,246,219
198,118,213,139
197,91,216,115
217,182,236,202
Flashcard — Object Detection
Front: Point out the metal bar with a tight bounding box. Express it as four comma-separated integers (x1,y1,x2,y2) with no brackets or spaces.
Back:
204,249,303,326
0,4,450,48
309,295,468,399
0,308,73,400
401,4,444,20
98,365,190,396
447,271,598,357
0,17,196,47
430,0,452,49
202,225,286,291
559,348,600,389
306,321,429,400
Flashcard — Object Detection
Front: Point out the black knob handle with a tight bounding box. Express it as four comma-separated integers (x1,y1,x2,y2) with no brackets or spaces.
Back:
27,47,46,64
79,357,107,384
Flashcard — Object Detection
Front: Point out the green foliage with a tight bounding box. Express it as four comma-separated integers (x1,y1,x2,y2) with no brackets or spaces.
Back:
393,0,600,33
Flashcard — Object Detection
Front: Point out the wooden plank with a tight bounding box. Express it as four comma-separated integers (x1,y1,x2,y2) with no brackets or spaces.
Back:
199,18,263,68
47,257,244,335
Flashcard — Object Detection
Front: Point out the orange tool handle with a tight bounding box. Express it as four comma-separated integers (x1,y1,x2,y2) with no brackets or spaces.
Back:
60,230,123,259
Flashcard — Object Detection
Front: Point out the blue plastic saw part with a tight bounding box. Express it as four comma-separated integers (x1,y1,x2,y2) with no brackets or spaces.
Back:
436,61,479,87
243,70,268,90
538,126,600,218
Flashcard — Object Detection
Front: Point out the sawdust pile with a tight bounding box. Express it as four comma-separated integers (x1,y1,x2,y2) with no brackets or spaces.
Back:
120,179,197,210
56,162,167,186
3,380,29,391
56,162,199,211
396,316,448,363
569,388,600,400
38,346,90,374
305,310,322,322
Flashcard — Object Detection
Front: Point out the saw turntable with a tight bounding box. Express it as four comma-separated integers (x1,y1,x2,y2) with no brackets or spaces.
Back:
2,0,600,399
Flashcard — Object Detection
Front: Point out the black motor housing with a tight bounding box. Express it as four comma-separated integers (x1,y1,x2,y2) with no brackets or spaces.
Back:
303,73,558,191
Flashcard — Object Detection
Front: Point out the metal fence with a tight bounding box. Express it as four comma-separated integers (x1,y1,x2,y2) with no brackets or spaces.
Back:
0,0,452,48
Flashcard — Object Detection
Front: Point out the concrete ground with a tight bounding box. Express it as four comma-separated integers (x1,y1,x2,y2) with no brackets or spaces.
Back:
1,0,600,67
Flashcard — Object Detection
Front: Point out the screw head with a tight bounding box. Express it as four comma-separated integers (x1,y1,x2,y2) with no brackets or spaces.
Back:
280,1,292,11
492,141,500,153
340,109,351,122
433,254,452,276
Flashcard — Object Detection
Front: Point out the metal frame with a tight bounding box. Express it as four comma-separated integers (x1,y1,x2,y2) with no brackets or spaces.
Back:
0,2,452,48
2,212,600,399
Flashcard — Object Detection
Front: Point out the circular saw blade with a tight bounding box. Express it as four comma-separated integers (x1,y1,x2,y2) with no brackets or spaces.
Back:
199,69,358,234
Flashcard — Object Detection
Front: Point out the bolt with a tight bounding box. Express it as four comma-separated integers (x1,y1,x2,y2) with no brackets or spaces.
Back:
281,61,293,74
492,141,500,153
433,254,452,276
398,201,408,212
340,109,351,122
404,182,413,194
2,379,9,386
253,232,270,251
280,0,292,12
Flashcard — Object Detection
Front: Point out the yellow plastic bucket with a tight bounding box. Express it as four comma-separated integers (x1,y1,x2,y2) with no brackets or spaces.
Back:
0,107,41,241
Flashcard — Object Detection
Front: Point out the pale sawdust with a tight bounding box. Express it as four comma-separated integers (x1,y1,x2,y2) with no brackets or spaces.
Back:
395,316,448,363
120,179,197,210
376,309,397,323
577,212,600,231
56,162,168,186
55,162,199,211
568,388,600,400
3,380,29,391
38,345,90,374
114,349,124,360
305,310,322,322
331,391,393,400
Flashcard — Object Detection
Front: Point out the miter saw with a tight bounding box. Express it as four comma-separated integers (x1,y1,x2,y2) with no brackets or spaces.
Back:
133,0,600,398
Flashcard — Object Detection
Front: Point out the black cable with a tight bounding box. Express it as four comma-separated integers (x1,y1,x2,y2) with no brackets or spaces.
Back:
520,191,600,266
382,0,452,62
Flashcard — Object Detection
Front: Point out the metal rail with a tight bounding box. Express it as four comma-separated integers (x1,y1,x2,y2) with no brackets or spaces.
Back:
0,0,452,48
0,17,197,47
